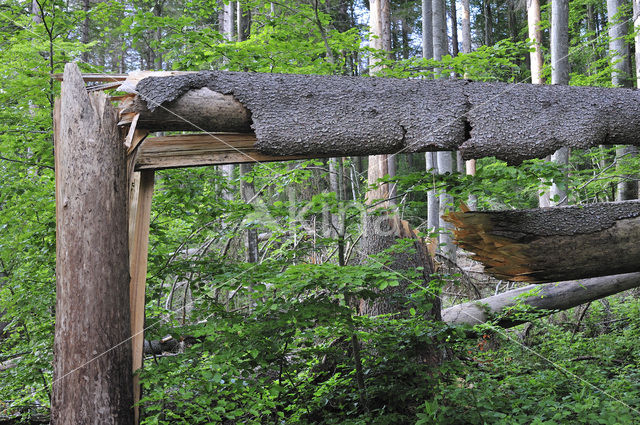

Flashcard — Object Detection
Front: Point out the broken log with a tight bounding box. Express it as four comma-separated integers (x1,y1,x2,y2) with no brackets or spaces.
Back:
53,63,134,424
442,272,640,327
445,200,640,283
118,71,640,164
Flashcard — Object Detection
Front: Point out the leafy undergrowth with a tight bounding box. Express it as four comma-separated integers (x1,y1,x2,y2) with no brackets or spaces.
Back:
138,269,640,425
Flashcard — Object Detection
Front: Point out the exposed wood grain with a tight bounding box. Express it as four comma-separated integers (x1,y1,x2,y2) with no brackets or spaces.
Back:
135,133,325,170
128,170,154,425
445,201,640,283
123,113,140,150
53,63,134,425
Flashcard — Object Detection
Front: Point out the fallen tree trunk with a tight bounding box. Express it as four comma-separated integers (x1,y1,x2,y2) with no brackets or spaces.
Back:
442,272,640,327
445,200,640,283
117,71,640,164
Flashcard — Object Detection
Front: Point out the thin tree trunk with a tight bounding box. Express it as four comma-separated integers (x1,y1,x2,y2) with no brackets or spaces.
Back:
461,0,471,54
422,0,434,59
450,0,459,57
528,0,547,206
221,1,235,40
52,63,134,425
437,151,456,262
527,0,544,84
608,0,637,200
426,152,439,232
461,0,476,209
81,0,90,63
240,164,259,263
550,0,570,206
483,0,492,46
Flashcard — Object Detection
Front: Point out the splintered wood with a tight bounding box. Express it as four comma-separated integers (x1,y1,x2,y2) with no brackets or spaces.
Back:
445,211,537,282
445,201,640,283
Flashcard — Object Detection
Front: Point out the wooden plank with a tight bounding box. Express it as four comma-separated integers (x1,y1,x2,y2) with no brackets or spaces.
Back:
51,73,128,82
129,170,155,425
123,114,140,150
135,133,326,170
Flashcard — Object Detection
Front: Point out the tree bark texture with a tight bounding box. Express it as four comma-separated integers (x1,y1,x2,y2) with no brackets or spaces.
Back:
53,63,134,424
449,0,458,57
549,0,570,206
634,0,640,86
445,200,640,283
442,272,640,327
527,0,543,84
129,72,640,164
422,0,434,59
432,0,447,67
461,0,471,54
610,0,637,201
359,216,439,318
608,0,632,88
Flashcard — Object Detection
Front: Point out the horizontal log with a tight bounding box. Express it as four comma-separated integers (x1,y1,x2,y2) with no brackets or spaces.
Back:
442,272,640,327
127,88,252,133
118,71,640,164
135,133,326,170
445,201,640,283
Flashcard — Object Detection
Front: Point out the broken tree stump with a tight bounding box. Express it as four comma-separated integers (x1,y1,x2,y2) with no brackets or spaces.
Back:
53,63,134,425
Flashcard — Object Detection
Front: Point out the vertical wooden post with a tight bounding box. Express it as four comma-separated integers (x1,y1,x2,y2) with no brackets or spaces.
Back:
53,63,134,424
129,170,154,424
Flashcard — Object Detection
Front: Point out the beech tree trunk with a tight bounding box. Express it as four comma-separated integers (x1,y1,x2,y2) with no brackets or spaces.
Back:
608,0,638,200
442,272,640,327
550,0,570,206
53,63,134,424
422,0,433,59
446,200,640,283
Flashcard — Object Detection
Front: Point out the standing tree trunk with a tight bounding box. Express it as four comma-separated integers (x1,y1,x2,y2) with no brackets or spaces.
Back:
52,63,134,425
483,0,492,46
240,164,259,263
433,0,456,262
550,0,570,206
422,0,434,59
450,0,459,57
527,0,549,207
362,0,437,321
608,0,638,200
422,0,439,230
80,0,90,63
527,0,544,85
368,0,394,209
221,1,235,39
461,0,476,210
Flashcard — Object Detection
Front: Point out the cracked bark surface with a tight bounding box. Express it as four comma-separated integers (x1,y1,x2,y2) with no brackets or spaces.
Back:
131,71,640,164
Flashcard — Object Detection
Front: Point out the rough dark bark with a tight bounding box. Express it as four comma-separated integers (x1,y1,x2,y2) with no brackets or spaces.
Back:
442,272,640,327
129,72,640,164
359,216,439,319
446,200,640,283
53,63,134,424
